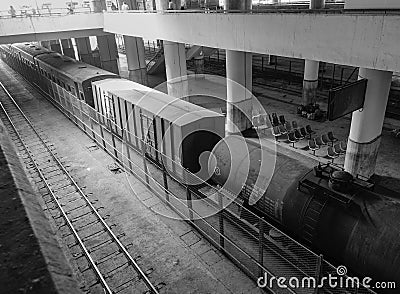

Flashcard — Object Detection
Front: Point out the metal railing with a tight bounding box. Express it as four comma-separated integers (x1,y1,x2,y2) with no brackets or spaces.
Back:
1,5,398,19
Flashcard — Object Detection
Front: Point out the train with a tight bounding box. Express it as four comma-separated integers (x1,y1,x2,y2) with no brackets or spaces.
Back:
0,43,225,179
1,42,399,290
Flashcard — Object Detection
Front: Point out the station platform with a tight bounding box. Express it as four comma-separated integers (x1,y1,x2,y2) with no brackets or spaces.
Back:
117,52,400,194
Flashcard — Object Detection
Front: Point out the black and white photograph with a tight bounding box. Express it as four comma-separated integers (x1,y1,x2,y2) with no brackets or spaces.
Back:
0,1,399,293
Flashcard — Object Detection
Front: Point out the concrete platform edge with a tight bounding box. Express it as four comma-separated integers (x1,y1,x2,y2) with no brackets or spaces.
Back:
0,119,82,294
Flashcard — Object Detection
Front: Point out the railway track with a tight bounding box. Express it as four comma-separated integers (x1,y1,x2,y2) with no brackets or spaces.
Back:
0,79,161,294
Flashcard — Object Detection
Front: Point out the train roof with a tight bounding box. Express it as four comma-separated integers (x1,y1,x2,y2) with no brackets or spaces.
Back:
36,53,118,83
93,79,224,126
13,43,51,58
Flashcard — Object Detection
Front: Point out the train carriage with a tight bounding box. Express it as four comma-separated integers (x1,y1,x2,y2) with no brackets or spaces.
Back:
35,53,119,108
2,43,51,85
92,78,225,179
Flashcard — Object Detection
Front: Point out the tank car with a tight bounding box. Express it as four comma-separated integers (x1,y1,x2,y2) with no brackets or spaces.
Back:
210,135,400,286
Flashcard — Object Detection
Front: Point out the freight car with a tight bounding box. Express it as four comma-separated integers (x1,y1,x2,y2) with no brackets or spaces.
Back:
91,78,225,177
210,135,400,287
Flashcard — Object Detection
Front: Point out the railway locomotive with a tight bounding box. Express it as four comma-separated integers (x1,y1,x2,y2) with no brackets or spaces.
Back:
1,42,399,290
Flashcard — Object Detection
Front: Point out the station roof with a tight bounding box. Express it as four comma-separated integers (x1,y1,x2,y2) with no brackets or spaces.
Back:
93,78,224,126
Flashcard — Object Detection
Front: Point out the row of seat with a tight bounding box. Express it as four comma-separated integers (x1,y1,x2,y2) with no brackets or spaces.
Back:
271,122,315,143
326,141,347,163
268,112,348,162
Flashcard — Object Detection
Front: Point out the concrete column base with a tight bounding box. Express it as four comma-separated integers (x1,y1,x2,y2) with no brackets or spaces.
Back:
60,39,75,59
226,98,253,135
128,68,148,85
101,60,119,75
344,135,381,179
167,79,189,101
194,56,205,76
302,79,318,105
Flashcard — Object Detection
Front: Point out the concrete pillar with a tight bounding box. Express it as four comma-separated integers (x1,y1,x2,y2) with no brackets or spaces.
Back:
302,60,319,105
310,0,325,9
194,55,205,77
224,0,252,135
90,0,119,73
123,35,148,85
97,34,119,74
302,0,324,105
90,0,106,11
344,69,392,178
49,40,62,54
343,0,397,179
164,41,188,99
75,37,95,65
60,39,75,59
40,41,50,49
226,50,253,134
344,69,392,179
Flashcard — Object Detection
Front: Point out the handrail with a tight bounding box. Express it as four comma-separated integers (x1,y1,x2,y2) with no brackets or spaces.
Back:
1,6,399,19
104,7,400,15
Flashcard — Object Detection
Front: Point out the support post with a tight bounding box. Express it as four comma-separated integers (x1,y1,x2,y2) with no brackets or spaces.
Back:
344,68,392,178
123,35,148,85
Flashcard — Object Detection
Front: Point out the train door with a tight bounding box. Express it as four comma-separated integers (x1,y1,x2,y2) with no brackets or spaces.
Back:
73,82,79,99
139,110,158,163
104,93,115,132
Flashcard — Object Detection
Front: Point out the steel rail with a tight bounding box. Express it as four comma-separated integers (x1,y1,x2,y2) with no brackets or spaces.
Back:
0,81,159,294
